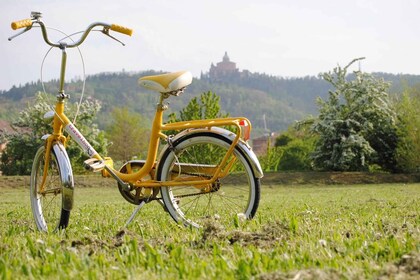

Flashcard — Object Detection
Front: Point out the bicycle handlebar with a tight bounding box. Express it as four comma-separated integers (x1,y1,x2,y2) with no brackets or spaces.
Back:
11,18,32,30
110,24,133,36
10,13,133,48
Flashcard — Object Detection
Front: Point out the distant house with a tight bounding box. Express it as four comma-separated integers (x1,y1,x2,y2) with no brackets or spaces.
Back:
0,120,14,154
252,133,278,156
0,120,14,175
0,142,6,155
0,120,26,155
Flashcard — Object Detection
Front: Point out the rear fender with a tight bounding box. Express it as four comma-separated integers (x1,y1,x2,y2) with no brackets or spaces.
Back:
159,127,263,178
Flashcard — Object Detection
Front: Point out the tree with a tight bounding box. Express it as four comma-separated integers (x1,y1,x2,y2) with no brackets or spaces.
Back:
258,124,316,172
0,134,40,175
258,146,283,172
167,91,228,124
105,107,150,161
395,88,420,172
277,139,314,171
275,133,293,147
166,91,229,165
0,92,108,175
310,58,398,172
167,90,229,136
276,124,316,171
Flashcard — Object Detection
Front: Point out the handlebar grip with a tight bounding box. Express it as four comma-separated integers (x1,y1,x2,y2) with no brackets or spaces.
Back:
11,18,32,30
110,24,133,36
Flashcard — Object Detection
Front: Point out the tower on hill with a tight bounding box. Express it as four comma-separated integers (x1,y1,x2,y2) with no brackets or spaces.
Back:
208,52,239,81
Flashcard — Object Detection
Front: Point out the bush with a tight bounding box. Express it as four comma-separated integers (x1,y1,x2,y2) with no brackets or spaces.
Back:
259,126,316,172
277,139,314,171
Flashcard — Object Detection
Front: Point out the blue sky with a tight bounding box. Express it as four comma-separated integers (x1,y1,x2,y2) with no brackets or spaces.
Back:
1,0,420,90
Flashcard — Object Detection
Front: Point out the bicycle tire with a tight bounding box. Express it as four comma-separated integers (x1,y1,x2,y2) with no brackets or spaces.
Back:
157,132,260,228
30,145,71,232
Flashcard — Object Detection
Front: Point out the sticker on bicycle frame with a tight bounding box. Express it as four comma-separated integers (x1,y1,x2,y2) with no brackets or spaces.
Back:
65,123,98,157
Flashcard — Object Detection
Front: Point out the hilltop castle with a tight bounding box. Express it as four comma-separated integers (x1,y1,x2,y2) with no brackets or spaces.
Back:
209,52,238,79
204,52,250,81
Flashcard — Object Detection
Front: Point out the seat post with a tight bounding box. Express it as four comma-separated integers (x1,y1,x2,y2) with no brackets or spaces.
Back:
157,92,170,111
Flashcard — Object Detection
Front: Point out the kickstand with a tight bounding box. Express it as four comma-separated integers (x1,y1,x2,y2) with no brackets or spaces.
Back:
156,198,164,208
124,200,146,228
156,198,169,212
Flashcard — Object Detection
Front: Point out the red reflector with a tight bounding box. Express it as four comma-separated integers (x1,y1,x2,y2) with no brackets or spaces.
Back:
239,120,250,141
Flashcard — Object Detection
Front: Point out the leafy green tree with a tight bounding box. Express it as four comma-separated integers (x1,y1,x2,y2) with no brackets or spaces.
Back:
168,91,228,124
311,58,398,172
258,124,316,172
277,139,315,171
276,129,316,171
277,125,316,171
258,146,283,172
105,107,150,161
395,88,420,172
0,92,108,175
167,91,230,165
0,134,40,175
275,133,293,147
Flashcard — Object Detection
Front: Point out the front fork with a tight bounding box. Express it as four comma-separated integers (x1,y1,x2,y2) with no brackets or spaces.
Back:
39,134,65,193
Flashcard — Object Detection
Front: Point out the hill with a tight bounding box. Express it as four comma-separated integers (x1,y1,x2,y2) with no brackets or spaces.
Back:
1,70,420,136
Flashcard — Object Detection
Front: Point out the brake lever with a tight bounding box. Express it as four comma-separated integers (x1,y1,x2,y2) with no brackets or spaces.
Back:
101,28,125,46
8,26,32,41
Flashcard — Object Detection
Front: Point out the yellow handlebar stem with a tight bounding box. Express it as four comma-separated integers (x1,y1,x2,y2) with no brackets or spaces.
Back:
110,24,133,36
11,18,32,30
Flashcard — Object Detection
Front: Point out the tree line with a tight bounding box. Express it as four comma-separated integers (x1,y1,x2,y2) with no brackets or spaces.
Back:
1,59,420,174
3,68,420,134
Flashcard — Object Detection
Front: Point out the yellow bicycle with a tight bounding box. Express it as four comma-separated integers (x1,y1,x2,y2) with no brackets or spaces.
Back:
9,12,263,232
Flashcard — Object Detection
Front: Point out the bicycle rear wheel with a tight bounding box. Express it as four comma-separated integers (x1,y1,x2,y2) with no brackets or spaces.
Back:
157,132,260,228
30,145,71,232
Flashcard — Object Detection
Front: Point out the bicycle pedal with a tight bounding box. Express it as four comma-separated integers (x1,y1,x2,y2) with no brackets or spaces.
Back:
84,158,105,172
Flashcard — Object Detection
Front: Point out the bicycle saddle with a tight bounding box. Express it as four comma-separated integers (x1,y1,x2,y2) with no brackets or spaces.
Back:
138,71,192,93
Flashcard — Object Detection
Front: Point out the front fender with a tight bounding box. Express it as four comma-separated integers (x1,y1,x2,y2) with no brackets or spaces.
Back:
52,143,74,211
159,127,263,178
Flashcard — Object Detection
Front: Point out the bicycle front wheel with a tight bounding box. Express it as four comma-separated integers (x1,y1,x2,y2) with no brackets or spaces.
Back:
157,132,260,228
30,145,70,232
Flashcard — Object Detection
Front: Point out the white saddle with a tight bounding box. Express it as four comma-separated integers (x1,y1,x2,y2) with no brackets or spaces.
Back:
138,71,192,93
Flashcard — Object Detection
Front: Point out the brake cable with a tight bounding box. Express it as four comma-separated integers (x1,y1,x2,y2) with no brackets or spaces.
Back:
39,26,86,124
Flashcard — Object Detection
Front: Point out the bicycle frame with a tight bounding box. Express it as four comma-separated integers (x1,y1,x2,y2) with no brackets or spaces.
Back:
42,97,251,190
39,43,253,193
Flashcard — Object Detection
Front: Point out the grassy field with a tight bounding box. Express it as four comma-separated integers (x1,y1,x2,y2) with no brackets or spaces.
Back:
0,182,419,279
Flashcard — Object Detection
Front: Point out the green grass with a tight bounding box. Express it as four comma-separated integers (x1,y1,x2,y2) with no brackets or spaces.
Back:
1,183,419,279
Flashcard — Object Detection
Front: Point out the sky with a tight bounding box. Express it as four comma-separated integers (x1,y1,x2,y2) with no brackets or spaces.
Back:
1,0,420,91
